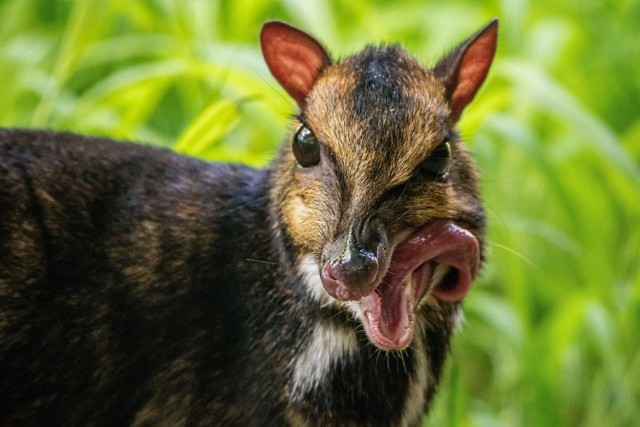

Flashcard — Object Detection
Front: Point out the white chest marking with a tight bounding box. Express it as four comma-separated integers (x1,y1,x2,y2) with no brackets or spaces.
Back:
293,255,359,394
294,254,443,425
290,320,358,395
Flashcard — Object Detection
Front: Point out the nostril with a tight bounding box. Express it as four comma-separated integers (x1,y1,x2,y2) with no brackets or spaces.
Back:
321,263,338,290
323,262,338,281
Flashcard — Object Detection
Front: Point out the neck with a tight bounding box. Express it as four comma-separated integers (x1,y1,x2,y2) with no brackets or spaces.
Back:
264,162,448,427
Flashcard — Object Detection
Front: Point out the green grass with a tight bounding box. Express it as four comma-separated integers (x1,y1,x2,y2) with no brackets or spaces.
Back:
1,0,638,425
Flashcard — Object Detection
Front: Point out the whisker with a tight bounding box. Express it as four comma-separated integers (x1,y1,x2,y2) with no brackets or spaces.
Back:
245,258,277,265
489,241,537,268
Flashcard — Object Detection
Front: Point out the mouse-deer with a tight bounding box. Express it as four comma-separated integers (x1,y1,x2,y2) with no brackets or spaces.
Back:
0,18,498,426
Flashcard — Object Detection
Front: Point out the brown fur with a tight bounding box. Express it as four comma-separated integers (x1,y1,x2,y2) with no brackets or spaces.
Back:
0,20,497,426
272,47,482,263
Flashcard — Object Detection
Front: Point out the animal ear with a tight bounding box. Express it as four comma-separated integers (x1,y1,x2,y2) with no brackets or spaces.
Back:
433,18,498,122
261,21,332,108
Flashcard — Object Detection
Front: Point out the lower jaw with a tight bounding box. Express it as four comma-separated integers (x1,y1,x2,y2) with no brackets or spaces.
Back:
358,288,416,350
362,310,414,350
357,263,433,350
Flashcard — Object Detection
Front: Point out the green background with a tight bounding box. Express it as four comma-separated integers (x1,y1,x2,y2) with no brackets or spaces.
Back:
1,0,638,425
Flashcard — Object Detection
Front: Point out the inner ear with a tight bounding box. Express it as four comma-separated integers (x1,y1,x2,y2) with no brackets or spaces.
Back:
433,18,499,122
260,21,332,108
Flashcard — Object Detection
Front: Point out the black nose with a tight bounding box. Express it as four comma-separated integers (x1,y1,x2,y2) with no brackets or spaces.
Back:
320,218,387,301
323,246,379,294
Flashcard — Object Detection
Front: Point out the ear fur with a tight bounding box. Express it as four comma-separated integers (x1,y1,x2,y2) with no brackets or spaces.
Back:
433,18,499,122
260,21,332,108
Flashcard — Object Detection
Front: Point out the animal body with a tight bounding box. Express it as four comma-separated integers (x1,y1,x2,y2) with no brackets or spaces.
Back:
0,19,498,426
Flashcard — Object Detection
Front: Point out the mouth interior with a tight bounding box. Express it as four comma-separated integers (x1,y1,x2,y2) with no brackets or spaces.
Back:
358,220,480,350
435,267,460,294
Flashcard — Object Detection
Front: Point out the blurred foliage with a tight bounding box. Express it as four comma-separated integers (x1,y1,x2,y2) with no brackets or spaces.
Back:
0,0,638,425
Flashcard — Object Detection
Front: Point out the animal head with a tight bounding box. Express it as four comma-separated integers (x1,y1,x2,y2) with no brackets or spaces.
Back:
263,20,497,350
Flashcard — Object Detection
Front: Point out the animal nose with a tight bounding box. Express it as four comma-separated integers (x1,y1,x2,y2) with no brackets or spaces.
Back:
320,218,387,301
322,247,379,300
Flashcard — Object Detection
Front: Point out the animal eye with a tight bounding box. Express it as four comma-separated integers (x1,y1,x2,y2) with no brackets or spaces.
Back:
292,125,321,168
420,141,452,179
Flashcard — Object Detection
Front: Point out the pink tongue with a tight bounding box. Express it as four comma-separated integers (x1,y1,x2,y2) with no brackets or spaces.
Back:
374,257,430,346
360,220,480,349
379,275,410,340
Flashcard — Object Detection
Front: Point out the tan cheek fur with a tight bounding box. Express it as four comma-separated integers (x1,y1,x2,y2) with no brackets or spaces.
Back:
276,150,341,256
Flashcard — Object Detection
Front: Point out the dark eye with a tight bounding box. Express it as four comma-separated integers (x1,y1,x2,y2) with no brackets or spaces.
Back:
420,141,452,179
292,125,321,168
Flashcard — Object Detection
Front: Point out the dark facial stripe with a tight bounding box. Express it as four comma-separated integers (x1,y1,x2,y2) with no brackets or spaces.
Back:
350,46,411,134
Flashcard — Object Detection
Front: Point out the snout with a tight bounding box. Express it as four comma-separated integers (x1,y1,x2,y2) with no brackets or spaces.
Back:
320,219,388,301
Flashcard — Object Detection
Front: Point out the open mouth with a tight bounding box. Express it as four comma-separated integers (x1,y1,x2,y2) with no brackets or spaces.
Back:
358,220,480,350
